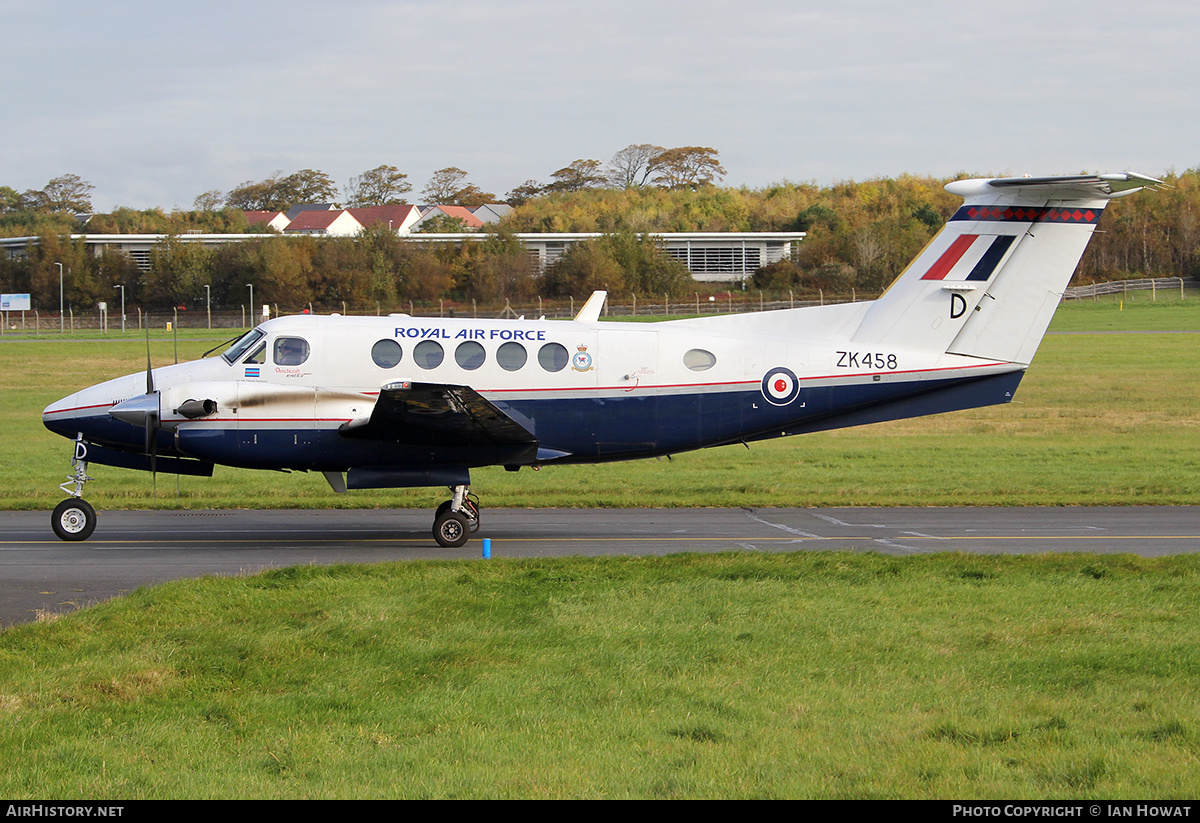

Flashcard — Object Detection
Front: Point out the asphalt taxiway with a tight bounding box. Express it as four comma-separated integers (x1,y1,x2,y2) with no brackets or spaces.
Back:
1,506,1197,626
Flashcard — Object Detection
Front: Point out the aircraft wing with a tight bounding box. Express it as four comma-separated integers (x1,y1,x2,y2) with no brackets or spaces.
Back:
338,381,539,451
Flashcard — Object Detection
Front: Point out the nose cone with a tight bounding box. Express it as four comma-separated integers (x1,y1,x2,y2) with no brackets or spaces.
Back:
42,372,150,445
43,389,104,439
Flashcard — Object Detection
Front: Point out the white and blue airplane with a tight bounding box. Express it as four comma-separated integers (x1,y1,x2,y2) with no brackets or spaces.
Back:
42,172,1159,546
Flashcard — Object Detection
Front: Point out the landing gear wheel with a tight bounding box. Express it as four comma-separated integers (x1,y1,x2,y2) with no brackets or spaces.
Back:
433,511,470,548
436,498,481,533
52,498,96,542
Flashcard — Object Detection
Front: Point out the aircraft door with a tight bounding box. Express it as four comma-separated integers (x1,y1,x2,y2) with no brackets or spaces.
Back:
595,329,659,455
235,337,319,467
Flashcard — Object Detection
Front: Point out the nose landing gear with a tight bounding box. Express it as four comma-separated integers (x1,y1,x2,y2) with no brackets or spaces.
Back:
53,435,97,541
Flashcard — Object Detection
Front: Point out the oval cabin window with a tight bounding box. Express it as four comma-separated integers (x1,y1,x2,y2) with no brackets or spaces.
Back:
371,339,403,368
455,340,486,370
413,340,444,369
497,341,527,371
683,348,716,371
538,342,569,372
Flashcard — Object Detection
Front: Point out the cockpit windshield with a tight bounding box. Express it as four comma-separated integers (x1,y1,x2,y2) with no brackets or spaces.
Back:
221,328,266,364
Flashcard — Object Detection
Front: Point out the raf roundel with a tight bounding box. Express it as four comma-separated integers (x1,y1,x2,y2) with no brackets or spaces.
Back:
761,367,800,406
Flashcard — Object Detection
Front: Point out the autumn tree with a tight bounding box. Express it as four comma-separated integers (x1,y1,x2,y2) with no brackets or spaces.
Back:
344,165,412,207
608,144,663,188
0,186,21,215
648,147,726,189
19,174,95,213
193,190,225,211
226,169,338,211
143,235,214,308
17,233,102,311
448,229,536,303
420,167,496,206
505,179,547,206
542,232,690,299
545,159,607,193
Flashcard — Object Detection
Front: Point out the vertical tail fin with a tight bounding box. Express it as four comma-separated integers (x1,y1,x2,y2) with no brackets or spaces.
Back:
851,172,1159,364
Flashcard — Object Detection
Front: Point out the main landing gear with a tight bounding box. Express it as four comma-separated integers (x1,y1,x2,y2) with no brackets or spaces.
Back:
53,435,97,541
432,484,480,548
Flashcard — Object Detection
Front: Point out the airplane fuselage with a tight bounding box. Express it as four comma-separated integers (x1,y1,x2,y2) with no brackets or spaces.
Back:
43,307,1022,477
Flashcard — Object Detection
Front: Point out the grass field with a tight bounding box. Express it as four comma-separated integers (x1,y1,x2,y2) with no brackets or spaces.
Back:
1,552,1199,799
2,295,1198,510
2,295,1198,799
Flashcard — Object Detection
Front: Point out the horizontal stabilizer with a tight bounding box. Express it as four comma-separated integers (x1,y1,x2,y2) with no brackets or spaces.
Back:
953,172,1161,200
852,171,1160,365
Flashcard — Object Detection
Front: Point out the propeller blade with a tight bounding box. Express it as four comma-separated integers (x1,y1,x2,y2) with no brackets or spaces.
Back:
145,324,154,394
149,416,157,494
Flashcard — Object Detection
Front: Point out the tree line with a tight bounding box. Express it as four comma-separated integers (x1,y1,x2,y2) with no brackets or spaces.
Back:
2,163,1197,315
0,226,696,314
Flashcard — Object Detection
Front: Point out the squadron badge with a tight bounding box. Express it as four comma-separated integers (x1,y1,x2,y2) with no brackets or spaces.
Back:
571,345,594,372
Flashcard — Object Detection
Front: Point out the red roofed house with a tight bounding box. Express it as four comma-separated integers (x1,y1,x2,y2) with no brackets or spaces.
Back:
411,205,485,232
242,211,291,232
346,204,422,234
283,209,364,236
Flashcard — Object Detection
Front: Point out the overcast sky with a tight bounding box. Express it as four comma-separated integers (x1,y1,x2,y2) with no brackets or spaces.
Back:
3,0,1196,211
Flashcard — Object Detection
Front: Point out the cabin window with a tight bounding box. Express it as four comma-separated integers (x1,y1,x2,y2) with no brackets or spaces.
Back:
371,339,403,368
683,348,716,371
455,340,486,370
496,341,527,371
413,340,444,369
538,342,569,372
273,337,310,366
222,328,264,364
244,341,267,365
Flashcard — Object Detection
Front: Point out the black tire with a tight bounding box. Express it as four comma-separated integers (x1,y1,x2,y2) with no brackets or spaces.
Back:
435,499,481,533
433,511,470,548
52,498,96,542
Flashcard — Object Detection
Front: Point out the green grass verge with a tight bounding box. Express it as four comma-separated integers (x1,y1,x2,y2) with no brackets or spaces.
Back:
2,552,1198,799
2,296,1198,509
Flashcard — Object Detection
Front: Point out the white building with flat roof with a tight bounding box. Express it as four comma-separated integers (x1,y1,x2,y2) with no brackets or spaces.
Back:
0,230,803,283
